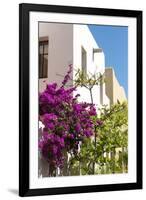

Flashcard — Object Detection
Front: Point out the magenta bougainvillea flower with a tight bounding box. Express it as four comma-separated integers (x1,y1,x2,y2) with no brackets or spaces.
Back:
38,65,101,175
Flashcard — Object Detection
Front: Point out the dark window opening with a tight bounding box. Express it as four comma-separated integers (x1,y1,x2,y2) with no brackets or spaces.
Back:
39,37,48,78
93,48,103,61
81,46,87,76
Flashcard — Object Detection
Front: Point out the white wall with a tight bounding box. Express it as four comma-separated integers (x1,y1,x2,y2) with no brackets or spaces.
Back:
39,23,110,107
73,24,109,106
73,24,105,74
39,23,73,91
113,72,127,103
0,1,145,200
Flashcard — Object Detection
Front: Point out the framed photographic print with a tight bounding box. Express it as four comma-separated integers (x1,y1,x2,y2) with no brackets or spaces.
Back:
19,3,143,197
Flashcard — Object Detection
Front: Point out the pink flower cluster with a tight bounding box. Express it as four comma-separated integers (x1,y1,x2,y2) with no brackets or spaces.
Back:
39,65,98,174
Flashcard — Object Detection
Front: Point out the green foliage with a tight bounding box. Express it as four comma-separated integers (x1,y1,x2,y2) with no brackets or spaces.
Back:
67,69,128,175
69,101,128,175
74,68,104,90
96,102,128,174
99,102,128,149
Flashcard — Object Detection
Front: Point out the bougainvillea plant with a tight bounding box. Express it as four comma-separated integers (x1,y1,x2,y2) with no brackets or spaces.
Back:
39,65,100,176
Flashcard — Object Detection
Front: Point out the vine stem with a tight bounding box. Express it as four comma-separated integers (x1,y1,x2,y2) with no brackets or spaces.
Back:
89,88,93,105
89,87,96,175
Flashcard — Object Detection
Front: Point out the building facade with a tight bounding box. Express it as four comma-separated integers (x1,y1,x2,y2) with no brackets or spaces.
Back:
39,23,110,107
105,68,127,105
38,22,127,177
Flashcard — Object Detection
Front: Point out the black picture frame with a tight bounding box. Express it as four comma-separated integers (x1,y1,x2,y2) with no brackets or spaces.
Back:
19,3,143,197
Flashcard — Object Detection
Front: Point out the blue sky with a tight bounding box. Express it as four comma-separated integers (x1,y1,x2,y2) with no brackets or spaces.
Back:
88,25,128,96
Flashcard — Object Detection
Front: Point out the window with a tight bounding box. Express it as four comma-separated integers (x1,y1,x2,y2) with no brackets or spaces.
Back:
93,48,103,61
81,47,87,75
39,37,48,78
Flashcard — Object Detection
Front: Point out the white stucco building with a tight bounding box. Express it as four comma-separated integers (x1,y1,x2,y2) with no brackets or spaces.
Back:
38,22,128,177
105,68,127,105
39,22,110,108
